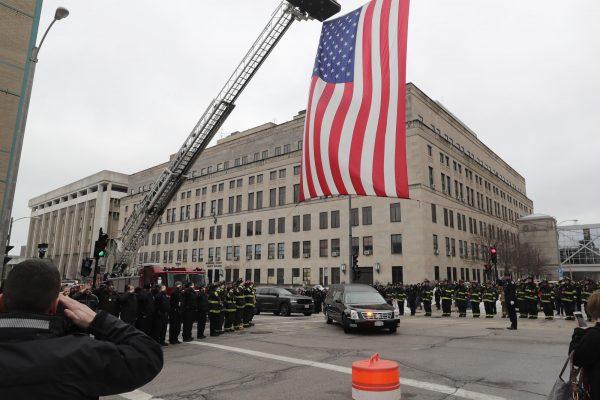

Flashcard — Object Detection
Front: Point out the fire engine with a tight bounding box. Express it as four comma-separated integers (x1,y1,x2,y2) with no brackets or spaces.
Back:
108,264,206,295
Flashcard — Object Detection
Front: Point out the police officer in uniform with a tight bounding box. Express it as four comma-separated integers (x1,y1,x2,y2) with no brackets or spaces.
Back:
502,273,518,330
469,281,482,318
152,284,170,346
454,280,468,318
169,281,183,344
421,280,433,317
135,284,155,336
181,282,198,342
197,283,208,339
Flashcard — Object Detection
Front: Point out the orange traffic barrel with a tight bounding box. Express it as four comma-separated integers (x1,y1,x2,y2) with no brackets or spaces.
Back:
352,353,400,400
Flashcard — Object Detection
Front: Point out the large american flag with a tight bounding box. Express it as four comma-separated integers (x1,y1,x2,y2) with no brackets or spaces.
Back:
299,0,410,201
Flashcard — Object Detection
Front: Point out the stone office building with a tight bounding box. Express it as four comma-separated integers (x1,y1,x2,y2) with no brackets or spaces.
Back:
120,83,534,285
25,171,129,278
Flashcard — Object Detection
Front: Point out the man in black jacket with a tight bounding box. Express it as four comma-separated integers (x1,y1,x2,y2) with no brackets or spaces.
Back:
135,285,155,336
169,282,183,344
197,284,208,339
181,282,198,342
119,284,138,325
502,274,518,330
0,259,163,399
152,285,170,346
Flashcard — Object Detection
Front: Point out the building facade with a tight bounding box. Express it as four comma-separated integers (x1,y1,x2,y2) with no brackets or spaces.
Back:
26,171,129,278
558,223,600,280
0,0,43,275
119,83,534,285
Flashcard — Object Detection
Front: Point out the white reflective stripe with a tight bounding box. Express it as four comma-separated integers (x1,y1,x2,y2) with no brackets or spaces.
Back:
0,318,50,330
353,387,400,400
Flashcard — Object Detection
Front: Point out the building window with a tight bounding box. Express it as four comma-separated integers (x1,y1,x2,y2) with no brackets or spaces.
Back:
293,184,299,203
389,203,401,223
268,218,275,234
350,208,359,227
319,239,328,257
431,204,437,223
433,234,439,254
443,208,449,226
293,215,300,232
302,241,311,258
277,243,285,259
363,236,373,255
331,210,340,228
275,147,281,156
293,165,301,175
257,174,263,183
392,266,403,284
292,242,300,259
434,266,440,281
248,192,254,211
277,217,285,233
427,145,432,156
428,166,434,188
319,212,328,229
229,180,235,189
445,237,451,256
278,187,286,205
362,206,373,225
449,210,454,228
279,169,286,179
391,234,402,254
255,244,262,260
331,239,340,255
249,176,255,185
256,191,263,209
270,171,277,180
269,188,276,207
268,243,275,259
451,238,456,257
237,178,243,187
255,220,262,235
247,221,253,236
303,214,311,231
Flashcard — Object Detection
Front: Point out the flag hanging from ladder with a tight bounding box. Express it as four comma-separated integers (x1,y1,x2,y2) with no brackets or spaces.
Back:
299,0,410,201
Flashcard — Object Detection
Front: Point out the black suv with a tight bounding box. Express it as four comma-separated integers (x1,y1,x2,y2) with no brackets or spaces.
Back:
255,287,314,316
324,284,400,333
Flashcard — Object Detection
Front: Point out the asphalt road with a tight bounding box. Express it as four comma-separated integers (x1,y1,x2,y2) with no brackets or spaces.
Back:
105,310,574,400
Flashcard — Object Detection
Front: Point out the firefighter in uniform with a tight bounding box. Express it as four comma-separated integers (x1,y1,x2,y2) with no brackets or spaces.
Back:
524,277,539,319
234,280,245,330
440,280,453,317
539,280,555,320
181,282,198,342
395,284,406,316
169,281,183,344
208,284,222,336
560,277,577,320
224,283,237,333
196,283,208,339
582,278,596,322
243,281,256,328
469,281,482,318
217,282,226,335
483,283,497,318
421,280,433,317
516,279,528,318
454,280,468,318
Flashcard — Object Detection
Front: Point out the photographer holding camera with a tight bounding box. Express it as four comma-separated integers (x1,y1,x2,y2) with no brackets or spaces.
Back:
0,259,163,399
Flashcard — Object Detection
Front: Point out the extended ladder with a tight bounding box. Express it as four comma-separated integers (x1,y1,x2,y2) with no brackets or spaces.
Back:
116,2,311,272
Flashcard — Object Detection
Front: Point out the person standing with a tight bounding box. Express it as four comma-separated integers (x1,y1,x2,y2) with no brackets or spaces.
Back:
469,281,482,318
483,283,496,318
196,283,208,339
395,284,406,316
503,274,518,330
524,277,538,319
434,281,441,311
516,279,528,318
454,280,468,318
152,284,170,346
406,285,417,316
169,282,183,344
96,282,120,317
119,284,138,325
208,284,222,336
234,281,245,330
440,280,453,317
421,280,433,317
72,283,99,310
224,283,237,333
243,281,256,327
312,287,323,313
135,285,155,336
539,280,555,320
561,277,577,320
181,282,198,342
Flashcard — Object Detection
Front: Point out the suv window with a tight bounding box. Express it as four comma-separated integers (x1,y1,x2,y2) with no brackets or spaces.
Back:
332,290,342,302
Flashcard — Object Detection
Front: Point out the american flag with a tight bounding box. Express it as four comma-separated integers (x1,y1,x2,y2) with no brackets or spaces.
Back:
299,0,410,201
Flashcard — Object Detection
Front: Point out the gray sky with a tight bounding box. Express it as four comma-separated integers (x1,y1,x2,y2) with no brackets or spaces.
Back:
11,0,600,253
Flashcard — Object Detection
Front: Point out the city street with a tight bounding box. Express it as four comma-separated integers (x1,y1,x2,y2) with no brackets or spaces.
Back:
106,311,573,400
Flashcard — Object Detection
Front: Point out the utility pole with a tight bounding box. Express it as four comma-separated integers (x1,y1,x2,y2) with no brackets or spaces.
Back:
348,195,355,283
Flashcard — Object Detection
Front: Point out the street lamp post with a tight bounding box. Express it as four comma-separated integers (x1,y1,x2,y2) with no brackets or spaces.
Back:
2,216,41,282
0,7,69,283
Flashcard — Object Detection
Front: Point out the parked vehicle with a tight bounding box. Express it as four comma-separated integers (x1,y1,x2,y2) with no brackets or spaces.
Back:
324,284,400,334
255,286,314,316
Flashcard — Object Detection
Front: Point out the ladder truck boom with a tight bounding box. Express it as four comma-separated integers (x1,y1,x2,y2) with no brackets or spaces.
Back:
115,1,340,273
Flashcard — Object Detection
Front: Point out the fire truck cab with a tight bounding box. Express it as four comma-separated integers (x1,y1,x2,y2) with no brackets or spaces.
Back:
108,264,206,295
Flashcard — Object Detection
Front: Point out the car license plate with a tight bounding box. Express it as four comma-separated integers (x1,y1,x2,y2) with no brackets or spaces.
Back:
304,304,310,309
374,321,383,327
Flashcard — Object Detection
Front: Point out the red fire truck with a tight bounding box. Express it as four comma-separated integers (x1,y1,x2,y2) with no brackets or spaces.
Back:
108,264,206,295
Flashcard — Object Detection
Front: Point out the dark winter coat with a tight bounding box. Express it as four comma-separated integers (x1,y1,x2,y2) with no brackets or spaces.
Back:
570,323,600,400
119,292,138,324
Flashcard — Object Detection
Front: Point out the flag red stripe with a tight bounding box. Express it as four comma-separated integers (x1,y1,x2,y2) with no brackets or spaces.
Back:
395,0,410,198
301,76,318,201
349,0,376,196
373,0,392,196
328,83,353,195
312,83,335,197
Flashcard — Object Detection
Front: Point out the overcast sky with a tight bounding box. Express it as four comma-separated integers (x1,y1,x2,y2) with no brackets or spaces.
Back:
10,0,600,253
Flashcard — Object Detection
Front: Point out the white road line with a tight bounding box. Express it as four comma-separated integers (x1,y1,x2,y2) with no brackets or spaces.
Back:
189,342,508,400
119,389,159,400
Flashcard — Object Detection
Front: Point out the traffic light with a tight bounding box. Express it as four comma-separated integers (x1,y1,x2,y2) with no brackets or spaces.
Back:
81,258,93,277
490,246,497,265
93,229,109,258
4,245,14,266
37,243,48,259
286,0,341,22
351,252,360,280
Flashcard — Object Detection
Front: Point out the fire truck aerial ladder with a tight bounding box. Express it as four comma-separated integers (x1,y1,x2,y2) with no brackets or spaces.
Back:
113,1,340,274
